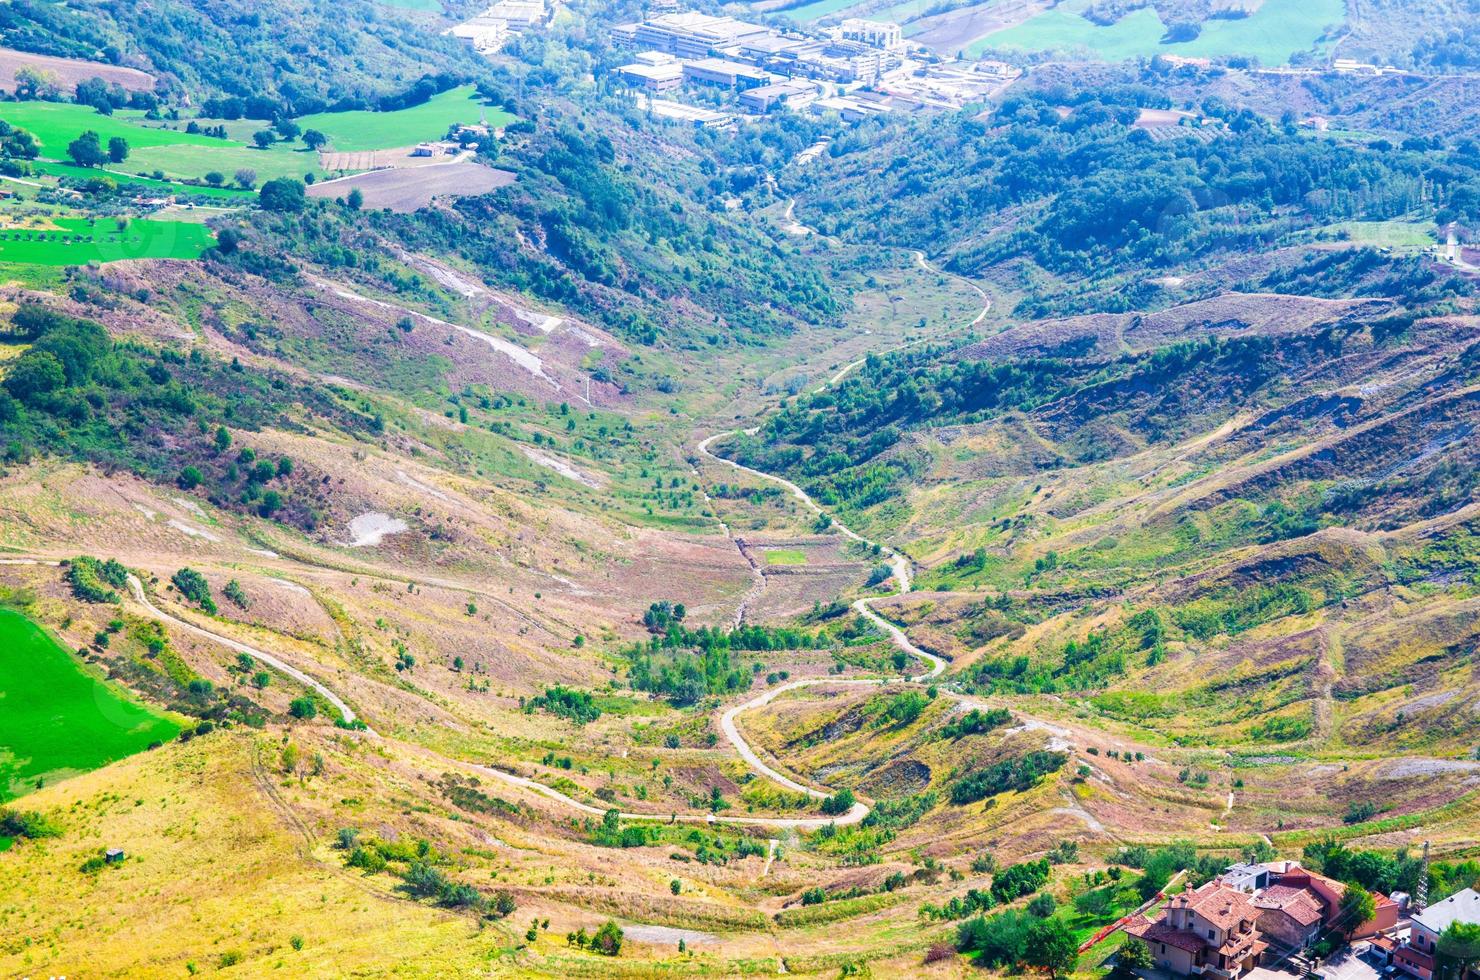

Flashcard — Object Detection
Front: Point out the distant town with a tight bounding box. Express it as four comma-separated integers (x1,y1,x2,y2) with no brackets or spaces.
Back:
605,10,1021,128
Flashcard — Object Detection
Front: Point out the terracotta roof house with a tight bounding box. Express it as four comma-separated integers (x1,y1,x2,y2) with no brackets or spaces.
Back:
1254,884,1326,950
1268,866,1398,939
1126,879,1269,978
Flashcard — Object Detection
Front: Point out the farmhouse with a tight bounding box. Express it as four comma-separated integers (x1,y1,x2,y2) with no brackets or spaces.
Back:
1125,879,1268,979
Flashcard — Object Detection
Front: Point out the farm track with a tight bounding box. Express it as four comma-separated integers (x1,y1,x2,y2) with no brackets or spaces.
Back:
0,233,1011,831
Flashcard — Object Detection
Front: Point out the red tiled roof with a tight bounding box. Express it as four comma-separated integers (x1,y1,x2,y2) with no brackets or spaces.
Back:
1126,915,1206,954
1169,879,1262,931
1255,885,1326,927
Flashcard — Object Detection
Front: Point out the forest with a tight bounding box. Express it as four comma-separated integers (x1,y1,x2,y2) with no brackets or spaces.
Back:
794,84,1480,312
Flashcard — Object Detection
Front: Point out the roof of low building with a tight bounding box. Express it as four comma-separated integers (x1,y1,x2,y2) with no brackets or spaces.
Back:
1414,888,1480,935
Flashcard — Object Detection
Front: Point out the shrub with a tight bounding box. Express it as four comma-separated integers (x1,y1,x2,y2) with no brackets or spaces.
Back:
950,751,1067,805
223,579,250,609
937,707,1012,740
525,685,600,724
591,920,623,956
991,858,1051,904
0,808,62,839
821,788,856,816
67,555,128,603
171,567,216,614
288,697,317,720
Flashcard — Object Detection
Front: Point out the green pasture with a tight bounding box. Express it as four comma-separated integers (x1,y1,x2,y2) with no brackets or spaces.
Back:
28,160,255,201
0,217,214,265
1,88,516,182
968,0,1343,64
0,609,181,801
0,102,222,152
764,549,808,565
297,86,516,152
781,0,868,23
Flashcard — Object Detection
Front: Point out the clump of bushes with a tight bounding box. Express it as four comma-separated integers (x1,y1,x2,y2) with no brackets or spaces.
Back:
171,567,215,614
0,807,62,840
67,555,129,603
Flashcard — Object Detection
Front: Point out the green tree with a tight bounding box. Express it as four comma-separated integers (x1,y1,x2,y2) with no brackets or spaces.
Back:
1114,937,1155,979
346,187,363,210
670,879,681,895
259,177,306,212
177,466,202,490
3,350,66,405
1024,917,1079,979
1339,882,1376,936
1438,922,1480,980
289,697,317,720
66,130,106,167
106,136,129,163
252,129,277,148
302,129,327,151
821,788,856,816
591,920,623,956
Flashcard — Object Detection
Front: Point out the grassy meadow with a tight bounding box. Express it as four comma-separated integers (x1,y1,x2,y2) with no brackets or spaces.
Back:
0,609,181,801
0,217,215,265
968,0,1344,62
0,87,516,184
296,86,515,152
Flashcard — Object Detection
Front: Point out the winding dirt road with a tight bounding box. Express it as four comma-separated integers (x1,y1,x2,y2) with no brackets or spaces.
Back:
124,574,367,731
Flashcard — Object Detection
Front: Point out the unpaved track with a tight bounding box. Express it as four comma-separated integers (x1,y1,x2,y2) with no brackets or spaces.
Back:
124,574,368,731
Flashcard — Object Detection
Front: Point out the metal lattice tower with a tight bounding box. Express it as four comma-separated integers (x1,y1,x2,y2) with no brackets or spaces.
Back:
1415,840,1431,913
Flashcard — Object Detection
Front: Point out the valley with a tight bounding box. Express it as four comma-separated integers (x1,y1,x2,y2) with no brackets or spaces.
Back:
1,0,1480,976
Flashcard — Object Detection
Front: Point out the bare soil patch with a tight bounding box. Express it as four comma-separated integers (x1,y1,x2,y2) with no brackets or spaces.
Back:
307,162,514,212
0,47,155,94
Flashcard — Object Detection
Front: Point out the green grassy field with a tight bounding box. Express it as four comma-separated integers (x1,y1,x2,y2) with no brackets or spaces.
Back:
296,86,516,152
0,217,214,265
968,0,1343,63
0,101,320,182
764,549,808,565
0,102,222,153
0,610,181,801
1,89,516,182
781,0,868,23
28,160,256,201
1314,219,1436,249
